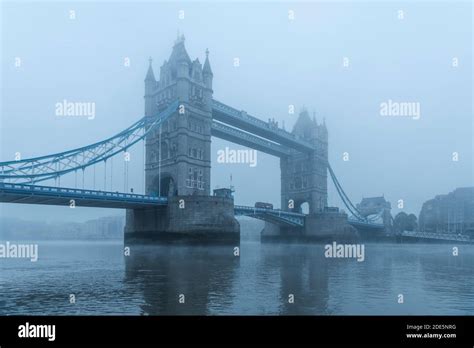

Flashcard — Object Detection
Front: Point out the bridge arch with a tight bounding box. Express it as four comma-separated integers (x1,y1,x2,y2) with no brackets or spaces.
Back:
299,202,310,215
150,173,176,197
290,198,311,214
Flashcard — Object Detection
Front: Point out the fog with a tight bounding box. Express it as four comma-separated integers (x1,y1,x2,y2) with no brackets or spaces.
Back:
1,1,472,222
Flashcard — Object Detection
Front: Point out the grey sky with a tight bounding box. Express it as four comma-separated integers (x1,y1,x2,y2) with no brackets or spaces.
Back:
1,1,472,222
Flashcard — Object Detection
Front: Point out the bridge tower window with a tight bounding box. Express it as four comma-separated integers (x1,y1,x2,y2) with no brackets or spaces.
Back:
186,167,193,188
161,141,169,160
193,168,199,188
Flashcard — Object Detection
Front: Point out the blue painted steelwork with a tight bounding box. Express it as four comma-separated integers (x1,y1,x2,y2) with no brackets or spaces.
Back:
212,100,385,229
0,101,180,184
327,163,374,223
347,216,384,229
234,205,305,227
401,230,473,243
211,121,291,157
0,95,385,230
212,99,316,153
0,182,167,209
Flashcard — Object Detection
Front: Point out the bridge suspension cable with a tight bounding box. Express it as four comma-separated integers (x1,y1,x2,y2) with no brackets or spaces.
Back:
327,163,367,222
0,101,179,184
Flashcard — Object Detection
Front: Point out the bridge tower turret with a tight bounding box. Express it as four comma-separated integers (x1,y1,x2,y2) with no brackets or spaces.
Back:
144,57,157,117
203,48,213,91
144,35,213,197
281,108,328,214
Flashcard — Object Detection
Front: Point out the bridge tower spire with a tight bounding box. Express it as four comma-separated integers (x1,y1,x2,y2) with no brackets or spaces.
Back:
144,57,157,117
203,48,213,89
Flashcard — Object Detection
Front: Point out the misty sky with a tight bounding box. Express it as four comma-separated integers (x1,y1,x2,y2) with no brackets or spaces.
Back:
1,1,472,223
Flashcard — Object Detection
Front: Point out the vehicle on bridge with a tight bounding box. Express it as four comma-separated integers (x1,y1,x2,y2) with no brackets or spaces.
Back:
255,202,273,210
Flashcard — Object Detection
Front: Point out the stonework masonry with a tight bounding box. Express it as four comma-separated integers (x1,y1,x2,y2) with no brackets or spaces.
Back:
125,195,240,244
280,109,328,214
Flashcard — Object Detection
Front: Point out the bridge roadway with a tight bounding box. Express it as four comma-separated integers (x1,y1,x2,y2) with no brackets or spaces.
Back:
0,182,167,209
0,183,385,231
401,230,473,243
234,205,305,227
0,183,305,226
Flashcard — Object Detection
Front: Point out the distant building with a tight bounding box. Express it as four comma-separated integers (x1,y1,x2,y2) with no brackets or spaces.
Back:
84,215,125,239
357,196,391,216
419,187,474,235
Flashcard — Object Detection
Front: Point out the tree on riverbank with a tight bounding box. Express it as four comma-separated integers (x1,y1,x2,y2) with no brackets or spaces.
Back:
393,212,418,232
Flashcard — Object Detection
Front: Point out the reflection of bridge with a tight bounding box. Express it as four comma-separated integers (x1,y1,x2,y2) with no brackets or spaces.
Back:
0,36,388,243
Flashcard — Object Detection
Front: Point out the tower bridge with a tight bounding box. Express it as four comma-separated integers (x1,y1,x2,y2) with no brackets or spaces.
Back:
0,36,389,243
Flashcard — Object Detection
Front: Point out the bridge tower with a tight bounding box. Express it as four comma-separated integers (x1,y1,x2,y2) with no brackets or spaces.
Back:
125,36,239,244
144,35,213,197
280,109,328,214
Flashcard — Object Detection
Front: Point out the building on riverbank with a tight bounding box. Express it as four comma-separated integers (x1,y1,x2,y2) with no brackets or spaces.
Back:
419,187,474,235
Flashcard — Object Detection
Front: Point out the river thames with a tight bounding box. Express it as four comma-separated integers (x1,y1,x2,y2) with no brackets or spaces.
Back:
0,240,472,315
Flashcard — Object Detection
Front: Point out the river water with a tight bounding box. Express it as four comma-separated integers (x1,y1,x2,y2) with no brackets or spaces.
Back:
0,240,472,315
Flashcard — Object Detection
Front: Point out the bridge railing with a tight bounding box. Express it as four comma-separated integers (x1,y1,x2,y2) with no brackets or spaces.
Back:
0,183,168,203
402,230,472,242
347,215,384,228
234,205,306,217
234,205,305,226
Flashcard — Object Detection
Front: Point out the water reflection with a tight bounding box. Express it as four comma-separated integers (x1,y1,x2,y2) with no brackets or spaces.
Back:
124,242,474,315
1,241,472,315
260,244,330,315
124,245,239,315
